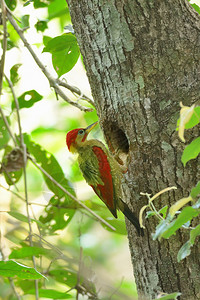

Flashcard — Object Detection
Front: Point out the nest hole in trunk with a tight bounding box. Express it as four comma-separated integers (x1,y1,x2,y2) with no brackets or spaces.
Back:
102,121,130,166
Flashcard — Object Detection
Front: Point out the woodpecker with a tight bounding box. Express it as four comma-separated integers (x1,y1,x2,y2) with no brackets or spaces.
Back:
66,122,143,236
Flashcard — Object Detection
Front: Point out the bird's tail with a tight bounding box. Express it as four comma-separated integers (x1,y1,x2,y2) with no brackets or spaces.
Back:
118,199,144,236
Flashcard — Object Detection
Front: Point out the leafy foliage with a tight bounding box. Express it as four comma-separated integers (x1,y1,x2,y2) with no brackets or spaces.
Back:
0,117,10,148
182,137,200,166
177,224,200,262
43,33,80,77
142,104,200,262
12,90,43,109
35,20,48,32
27,289,72,299
10,63,22,85
0,260,45,279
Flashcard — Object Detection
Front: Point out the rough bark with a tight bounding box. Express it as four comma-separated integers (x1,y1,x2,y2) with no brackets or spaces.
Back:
66,1,200,299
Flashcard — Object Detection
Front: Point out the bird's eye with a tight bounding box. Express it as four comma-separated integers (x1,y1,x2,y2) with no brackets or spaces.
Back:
78,129,84,135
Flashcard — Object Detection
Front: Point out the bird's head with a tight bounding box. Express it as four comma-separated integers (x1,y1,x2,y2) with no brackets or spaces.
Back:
66,121,98,153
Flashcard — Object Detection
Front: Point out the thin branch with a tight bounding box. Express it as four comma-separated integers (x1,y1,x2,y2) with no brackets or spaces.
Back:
0,1,18,147
6,9,94,112
76,247,83,300
108,277,124,300
57,78,94,106
77,246,83,287
0,183,24,201
4,74,23,138
0,3,19,149
0,105,18,146
8,278,22,300
28,155,116,231
0,0,7,96
5,74,39,299
32,233,71,260
76,224,83,300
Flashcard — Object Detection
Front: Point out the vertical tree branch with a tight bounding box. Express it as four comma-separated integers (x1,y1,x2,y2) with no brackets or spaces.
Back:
0,3,22,297
5,75,39,299
0,0,7,96
0,105,18,146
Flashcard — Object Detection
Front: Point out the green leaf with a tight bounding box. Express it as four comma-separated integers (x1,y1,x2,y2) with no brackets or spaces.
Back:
43,35,52,46
6,38,16,50
7,211,46,228
177,106,200,130
11,90,43,110
184,106,200,129
158,205,168,218
153,292,181,300
0,146,23,185
190,223,200,244
27,289,71,299
10,64,22,85
191,3,200,15
181,137,200,166
33,0,51,8
177,241,191,262
43,34,80,77
4,169,23,186
20,15,30,29
48,0,69,20
152,218,172,240
162,207,199,239
9,246,50,259
8,211,34,223
177,224,200,261
43,33,75,54
35,20,48,32
5,0,17,11
0,260,45,279
153,206,200,240
23,134,74,199
15,279,36,292
49,269,77,287
39,197,75,232
190,181,200,199
101,217,127,235
145,211,156,218
0,117,10,149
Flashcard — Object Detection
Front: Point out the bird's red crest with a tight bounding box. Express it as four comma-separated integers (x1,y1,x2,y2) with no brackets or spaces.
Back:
66,129,80,151
66,122,97,152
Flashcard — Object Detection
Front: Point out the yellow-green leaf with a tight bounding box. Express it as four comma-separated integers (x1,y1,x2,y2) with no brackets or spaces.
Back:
169,196,193,217
181,137,200,166
178,102,195,142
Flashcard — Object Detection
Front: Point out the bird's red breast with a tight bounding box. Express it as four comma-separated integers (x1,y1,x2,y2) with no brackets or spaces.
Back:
91,146,117,217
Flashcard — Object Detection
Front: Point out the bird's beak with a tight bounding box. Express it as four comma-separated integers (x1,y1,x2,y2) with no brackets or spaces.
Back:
85,121,98,134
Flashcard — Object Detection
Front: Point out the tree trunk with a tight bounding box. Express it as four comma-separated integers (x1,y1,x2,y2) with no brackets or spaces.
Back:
66,1,200,299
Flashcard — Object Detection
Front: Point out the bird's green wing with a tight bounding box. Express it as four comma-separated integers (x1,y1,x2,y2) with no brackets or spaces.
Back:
78,152,104,186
